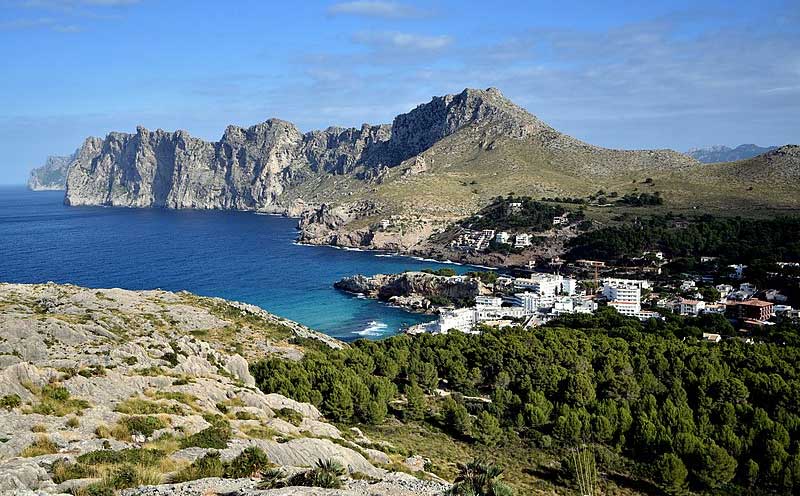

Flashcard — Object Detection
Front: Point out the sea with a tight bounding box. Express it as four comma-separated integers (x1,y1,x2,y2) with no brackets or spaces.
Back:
0,186,474,341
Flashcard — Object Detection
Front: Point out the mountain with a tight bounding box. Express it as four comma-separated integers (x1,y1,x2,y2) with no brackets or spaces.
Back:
61,88,799,252
27,151,77,191
64,88,694,210
687,144,779,163
0,282,447,495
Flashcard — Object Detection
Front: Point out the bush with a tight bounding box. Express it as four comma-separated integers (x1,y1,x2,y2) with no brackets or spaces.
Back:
288,459,345,489
226,446,272,478
0,394,21,410
171,451,225,482
20,435,58,457
28,385,89,417
77,448,165,466
120,416,167,437
179,420,231,449
275,408,303,426
66,416,80,429
52,459,92,483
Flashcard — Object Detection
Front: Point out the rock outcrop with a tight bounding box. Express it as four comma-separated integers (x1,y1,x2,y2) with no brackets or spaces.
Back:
0,283,447,495
335,271,489,312
27,151,77,191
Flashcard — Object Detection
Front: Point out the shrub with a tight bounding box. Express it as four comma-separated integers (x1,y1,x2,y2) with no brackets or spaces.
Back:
288,459,345,489
115,398,183,415
77,448,165,467
28,385,89,417
275,408,303,426
21,435,58,457
66,416,80,429
226,446,272,478
52,459,92,483
179,420,231,449
171,451,225,482
0,394,21,410
120,416,167,437
31,424,48,433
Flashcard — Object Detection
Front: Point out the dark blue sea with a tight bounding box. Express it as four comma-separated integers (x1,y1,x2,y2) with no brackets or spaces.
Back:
0,186,473,341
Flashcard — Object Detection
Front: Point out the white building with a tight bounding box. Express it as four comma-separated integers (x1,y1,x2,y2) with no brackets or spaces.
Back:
514,233,532,248
495,231,510,244
514,273,576,297
509,292,545,314
607,300,642,317
602,283,641,303
680,280,697,292
475,296,503,307
703,333,722,343
601,278,651,291
675,298,706,316
551,296,597,315
436,308,477,334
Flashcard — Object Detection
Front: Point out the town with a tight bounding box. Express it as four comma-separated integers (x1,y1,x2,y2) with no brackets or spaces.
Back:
409,257,798,343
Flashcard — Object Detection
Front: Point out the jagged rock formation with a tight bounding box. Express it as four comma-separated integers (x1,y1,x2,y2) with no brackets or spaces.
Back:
27,151,77,191
0,283,447,495
335,271,489,312
687,144,779,163
64,88,695,210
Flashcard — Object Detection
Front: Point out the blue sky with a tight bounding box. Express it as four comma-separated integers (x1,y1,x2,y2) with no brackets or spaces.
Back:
1,0,798,184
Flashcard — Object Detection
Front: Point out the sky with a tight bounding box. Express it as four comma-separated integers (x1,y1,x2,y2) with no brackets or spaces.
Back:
1,0,798,184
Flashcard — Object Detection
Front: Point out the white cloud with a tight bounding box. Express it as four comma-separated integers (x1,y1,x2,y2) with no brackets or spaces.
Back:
327,1,419,18
352,31,452,51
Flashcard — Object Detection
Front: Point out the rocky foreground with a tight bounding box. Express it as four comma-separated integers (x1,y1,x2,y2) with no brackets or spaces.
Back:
0,283,448,495
334,272,489,313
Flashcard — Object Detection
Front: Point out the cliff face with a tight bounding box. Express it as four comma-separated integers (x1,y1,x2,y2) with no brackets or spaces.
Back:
335,271,489,309
65,87,698,211
27,151,77,191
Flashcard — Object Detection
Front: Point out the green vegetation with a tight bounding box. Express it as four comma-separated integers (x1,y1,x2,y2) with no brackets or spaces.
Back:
179,417,231,449
252,308,800,494
115,397,184,416
617,191,663,206
27,384,89,416
0,394,21,410
120,416,167,437
463,196,566,232
568,214,800,263
172,447,274,483
446,459,514,496
274,407,304,426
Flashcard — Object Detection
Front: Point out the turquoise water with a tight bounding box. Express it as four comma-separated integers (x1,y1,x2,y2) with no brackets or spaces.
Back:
0,186,473,341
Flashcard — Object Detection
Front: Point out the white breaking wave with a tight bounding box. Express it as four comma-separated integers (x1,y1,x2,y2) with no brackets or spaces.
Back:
354,320,389,336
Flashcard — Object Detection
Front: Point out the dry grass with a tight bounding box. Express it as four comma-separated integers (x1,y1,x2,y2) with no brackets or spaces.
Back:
21,435,58,457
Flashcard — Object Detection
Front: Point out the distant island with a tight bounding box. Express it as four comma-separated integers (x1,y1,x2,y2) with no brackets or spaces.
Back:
27,150,77,191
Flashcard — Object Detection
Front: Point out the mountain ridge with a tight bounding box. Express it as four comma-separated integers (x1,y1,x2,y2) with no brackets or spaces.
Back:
687,143,780,163
27,151,78,191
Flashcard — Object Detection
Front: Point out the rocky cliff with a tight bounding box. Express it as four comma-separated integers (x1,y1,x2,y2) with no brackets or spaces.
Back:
27,151,77,191
0,283,447,495
64,88,696,211
334,272,489,312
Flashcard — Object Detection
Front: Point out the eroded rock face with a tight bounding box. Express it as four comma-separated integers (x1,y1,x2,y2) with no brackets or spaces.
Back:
334,271,489,312
0,283,446,495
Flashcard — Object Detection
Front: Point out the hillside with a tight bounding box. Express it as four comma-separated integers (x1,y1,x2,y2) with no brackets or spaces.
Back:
59,88,800,253
28,152,77,191
687,144,779,163
0,283,447,495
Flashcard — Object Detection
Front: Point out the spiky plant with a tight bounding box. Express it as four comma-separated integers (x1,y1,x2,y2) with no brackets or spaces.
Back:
446,459,514,496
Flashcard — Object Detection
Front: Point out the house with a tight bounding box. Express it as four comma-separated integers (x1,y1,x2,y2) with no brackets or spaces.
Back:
729,264,747,279
727,299,774,321
379,219,391,229
700,256,719,263
680,280,697,292
675,298,706,316
702,333,722,343
436,308,477,334
716,284,734,299
494,231,510,244
764,289,789,303
475,296,503,307
508,202,523,213
553,214,569,226
514,233,532,248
